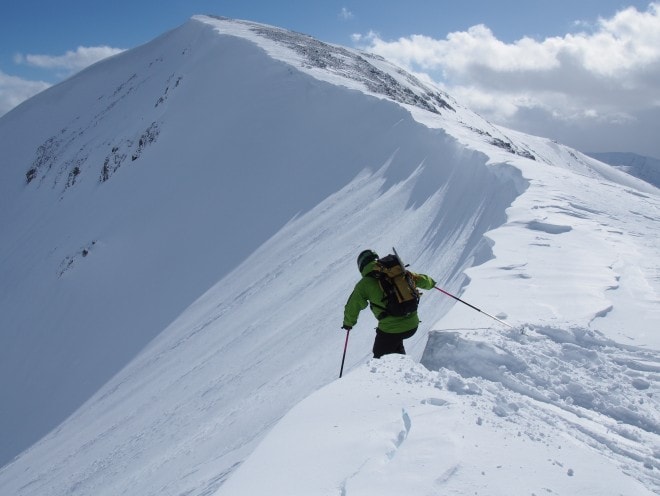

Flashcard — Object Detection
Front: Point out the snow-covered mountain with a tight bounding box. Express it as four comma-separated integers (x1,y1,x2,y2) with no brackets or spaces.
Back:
0,15,658,495
587,151,660,188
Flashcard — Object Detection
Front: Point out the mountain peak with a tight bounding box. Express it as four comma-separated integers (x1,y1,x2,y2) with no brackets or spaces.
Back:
194,15,456,115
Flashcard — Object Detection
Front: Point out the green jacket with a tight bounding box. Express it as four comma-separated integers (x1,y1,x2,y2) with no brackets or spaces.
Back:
343,260,436,333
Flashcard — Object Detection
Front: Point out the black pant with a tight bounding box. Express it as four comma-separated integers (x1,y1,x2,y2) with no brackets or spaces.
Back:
373,328,417,359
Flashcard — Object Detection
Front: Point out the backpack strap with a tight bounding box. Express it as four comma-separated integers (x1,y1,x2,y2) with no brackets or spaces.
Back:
366,271,389,319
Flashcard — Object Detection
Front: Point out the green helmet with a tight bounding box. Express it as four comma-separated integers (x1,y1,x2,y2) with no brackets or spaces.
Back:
357,249,378,272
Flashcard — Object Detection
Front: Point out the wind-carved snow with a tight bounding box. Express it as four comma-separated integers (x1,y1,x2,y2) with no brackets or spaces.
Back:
526,220,572,234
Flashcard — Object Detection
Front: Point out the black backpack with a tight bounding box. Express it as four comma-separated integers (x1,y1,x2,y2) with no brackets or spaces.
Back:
368,250,421,318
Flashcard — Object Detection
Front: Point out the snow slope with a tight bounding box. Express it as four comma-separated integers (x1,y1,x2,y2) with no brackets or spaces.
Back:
0,15,658,496
587,151,660,189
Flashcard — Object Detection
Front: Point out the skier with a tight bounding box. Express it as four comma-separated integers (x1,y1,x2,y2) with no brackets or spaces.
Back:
342,249,436,358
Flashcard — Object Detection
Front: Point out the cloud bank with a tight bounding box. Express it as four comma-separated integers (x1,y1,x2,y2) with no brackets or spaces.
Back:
0,71,50,116
355,3,660,157
15,45,125,73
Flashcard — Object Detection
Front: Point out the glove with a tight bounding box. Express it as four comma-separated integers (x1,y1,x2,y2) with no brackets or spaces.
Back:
341,325,352,331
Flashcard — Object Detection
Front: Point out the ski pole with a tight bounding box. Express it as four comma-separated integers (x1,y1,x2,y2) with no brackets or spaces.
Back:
339,328,350,378
434,286,514,329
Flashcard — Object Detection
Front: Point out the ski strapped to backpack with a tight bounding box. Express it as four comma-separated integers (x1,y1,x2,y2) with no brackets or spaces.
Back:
368,248,421,319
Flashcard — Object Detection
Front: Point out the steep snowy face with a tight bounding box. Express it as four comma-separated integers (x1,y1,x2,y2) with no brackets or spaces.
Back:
0,16,519,471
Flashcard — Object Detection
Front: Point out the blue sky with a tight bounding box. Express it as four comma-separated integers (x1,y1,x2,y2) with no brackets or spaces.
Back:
1,1,659,157
2,1,652,79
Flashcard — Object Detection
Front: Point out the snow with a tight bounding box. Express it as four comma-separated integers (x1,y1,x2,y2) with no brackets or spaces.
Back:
217,354,656,496
0,14,658,496
587,152,660,188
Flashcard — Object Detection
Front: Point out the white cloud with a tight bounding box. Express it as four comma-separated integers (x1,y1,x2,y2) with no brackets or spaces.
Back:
354,3,660,157
16,45,125,73
0,71,51,117
1,45,124,117
339,7,354,21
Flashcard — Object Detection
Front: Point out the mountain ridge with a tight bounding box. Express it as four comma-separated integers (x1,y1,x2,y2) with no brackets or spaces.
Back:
0,14,520,470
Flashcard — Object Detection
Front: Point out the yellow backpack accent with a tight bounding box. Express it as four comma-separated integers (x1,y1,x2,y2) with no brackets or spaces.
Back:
369,251,421,318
